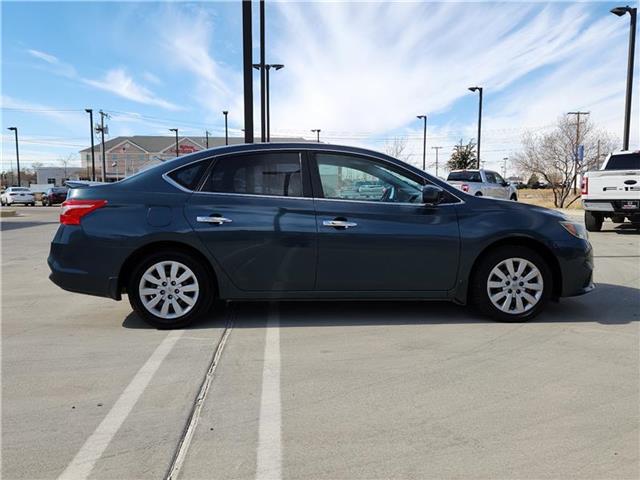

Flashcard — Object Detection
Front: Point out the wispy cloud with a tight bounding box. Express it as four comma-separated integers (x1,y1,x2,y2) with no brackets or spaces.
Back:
27,48,77,77
82,68,181,111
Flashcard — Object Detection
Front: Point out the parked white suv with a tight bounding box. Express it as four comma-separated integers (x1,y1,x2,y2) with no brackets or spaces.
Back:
581,150,640,231
1,187,35,206
447,169,518,200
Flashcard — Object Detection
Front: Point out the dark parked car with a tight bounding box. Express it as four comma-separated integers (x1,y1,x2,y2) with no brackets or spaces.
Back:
48,143,594,328
41,187,68,206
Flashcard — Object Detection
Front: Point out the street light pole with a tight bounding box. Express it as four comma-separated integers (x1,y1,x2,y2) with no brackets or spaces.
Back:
223,111,229,145
242,0,254,143
259,0,266,143
311,129,321,142
85,109,96,181
169,128,179,157
431,146,442,177
7,127,20,186
611,5,637,150
468,86,483,168
416,115,427,170
205,130,210,149
502,157,509,178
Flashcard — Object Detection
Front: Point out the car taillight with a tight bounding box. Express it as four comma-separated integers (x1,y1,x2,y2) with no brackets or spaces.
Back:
461,184,469,192
60,199,107,225
581,177,588,195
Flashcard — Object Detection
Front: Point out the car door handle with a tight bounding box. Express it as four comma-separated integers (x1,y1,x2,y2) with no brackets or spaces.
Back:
196,215,232,225
322,219,357,229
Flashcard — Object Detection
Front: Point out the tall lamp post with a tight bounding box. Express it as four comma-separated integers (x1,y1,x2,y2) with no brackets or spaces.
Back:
254,64,285,141
169,128,179,157
611,5,637,150
311,129,321,142
222,111,229,145
85,109,96,181
468,86,483,168
97,110,109,182
416,115,427,170
7,127,20,186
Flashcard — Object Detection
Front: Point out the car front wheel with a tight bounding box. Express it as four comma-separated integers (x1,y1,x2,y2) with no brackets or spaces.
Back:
470,246,552,322
128,250,214,329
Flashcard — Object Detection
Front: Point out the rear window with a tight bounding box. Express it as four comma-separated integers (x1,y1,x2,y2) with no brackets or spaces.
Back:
605,152,640,170
447,171,481,182
167,160,209,190
12,188,30,192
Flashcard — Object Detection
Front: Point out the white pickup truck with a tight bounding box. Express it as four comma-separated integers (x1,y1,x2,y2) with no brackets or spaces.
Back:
581,150,640,231
447,169,518,200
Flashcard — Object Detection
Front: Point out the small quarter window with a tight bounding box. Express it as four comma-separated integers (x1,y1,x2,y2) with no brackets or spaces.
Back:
167,160,209,190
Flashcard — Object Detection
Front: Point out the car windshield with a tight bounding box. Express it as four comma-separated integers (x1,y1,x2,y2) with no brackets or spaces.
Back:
605,152,640,170
447,171,482,182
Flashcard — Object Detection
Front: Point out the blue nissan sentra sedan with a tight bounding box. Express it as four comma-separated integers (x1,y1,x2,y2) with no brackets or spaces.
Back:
48,143,593,328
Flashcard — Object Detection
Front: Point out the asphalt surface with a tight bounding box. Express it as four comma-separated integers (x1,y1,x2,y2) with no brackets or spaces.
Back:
2,206,639,479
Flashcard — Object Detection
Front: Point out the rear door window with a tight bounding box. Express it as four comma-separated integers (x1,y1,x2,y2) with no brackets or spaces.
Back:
202,152,303,197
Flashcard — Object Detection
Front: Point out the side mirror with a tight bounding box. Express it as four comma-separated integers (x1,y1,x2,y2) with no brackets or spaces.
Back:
502,181,510,187
422,185,444,205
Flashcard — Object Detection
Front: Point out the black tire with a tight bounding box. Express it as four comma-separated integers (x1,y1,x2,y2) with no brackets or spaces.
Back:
510,194,518,201
475,192,483,197
584,211,603,232
128,250,215,329
470,246,552,322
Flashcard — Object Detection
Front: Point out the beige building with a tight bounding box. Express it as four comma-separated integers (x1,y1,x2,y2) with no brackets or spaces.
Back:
79,136,308,181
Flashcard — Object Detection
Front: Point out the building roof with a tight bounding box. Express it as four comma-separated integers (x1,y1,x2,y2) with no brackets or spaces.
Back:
79,136,310,154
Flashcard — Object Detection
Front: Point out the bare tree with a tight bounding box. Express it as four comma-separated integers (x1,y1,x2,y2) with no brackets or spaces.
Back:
383,136,410,162
514,116,616,208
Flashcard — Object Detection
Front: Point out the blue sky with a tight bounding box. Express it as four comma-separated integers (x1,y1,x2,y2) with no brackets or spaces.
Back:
2,0,638,177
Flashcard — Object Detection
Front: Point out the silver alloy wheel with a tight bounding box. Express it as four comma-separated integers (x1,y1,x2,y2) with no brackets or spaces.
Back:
138,261,199,320
486,257,543,315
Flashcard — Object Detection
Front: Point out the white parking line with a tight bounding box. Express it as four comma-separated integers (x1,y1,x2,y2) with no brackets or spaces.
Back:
256,303,282,480
58,330,183,480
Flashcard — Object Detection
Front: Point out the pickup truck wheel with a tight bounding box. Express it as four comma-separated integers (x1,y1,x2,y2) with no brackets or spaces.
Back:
475,192,483,197
128,250,214,329
584,211,603,232
611,215,625,224
470,246,551,322
510,194,518,201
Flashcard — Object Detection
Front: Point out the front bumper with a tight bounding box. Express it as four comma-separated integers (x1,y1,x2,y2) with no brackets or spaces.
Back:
555,239,595,298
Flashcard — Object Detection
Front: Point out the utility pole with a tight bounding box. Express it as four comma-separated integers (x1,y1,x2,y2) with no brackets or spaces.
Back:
311,129,321,142
259,0,266,142
205,130,210,149
417,115,427,170
7,127,20,186
568,111,590,194
97,110,109,182
223,111,229,145
85,109,96,181
242,0,254,143
431,146,442,177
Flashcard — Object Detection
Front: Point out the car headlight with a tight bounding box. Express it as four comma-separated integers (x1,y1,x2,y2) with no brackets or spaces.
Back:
559,221,588,240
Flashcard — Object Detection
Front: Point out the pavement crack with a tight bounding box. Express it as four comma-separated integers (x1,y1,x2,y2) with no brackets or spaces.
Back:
164,305,236,480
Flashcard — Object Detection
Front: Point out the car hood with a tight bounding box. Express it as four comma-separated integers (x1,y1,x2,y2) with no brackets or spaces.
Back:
474,195,568,221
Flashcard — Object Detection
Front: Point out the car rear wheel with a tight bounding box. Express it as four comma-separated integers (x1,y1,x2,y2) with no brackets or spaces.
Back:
128,250,214,329
470,246,552,322
584,211,603,232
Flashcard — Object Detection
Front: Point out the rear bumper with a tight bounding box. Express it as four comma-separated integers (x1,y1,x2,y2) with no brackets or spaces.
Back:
48,225,127,300
583,199,640,216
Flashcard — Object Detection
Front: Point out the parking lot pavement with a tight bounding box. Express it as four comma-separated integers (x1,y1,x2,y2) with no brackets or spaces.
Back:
2,206,639,479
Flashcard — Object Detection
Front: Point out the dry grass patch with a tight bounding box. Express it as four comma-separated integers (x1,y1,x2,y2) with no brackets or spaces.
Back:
517,189,583,210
